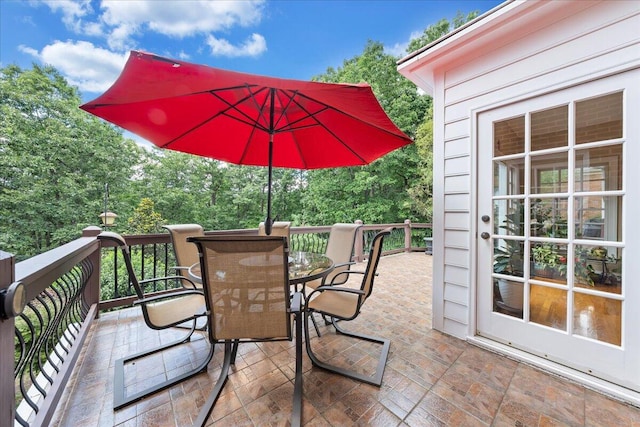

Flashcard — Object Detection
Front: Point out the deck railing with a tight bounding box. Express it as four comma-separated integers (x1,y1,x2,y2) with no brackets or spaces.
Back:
1,220,430,426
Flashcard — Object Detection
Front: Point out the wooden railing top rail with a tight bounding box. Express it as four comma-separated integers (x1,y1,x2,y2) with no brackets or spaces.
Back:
14,227,101,301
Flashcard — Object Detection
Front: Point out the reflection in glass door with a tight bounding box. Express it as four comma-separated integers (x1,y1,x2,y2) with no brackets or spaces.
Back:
477,74,639,391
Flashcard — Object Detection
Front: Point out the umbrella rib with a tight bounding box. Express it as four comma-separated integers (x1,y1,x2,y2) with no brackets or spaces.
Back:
296,90,411,140
209,86,272,133
280,94,370,165
272,89,299,131
160,87,271,148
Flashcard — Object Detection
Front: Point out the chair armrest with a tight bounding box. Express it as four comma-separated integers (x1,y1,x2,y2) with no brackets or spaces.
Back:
307,286,365,301
290,292,303,313
140,275,199,289
333,261,356,269
325,270,365,285
133,289,204,306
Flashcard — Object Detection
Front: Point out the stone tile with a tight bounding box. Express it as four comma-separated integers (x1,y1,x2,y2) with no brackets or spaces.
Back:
584,389,640,426
502,365,586,426
405,392,488,426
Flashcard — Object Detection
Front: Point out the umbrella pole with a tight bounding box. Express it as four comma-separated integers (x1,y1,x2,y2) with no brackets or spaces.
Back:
265,132,273,235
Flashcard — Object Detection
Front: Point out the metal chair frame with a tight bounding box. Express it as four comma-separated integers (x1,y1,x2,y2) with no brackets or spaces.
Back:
303,228,391,386
97,232,212,410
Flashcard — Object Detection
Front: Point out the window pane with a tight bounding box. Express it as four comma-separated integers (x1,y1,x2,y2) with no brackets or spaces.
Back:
494,199,525,236
531,197,568,238
493,158,525,195
531,105,568,151
494,238,525,278
575,196,622,242
494,278,523,318
573,292,621,346
574,245,622,293
576,92,623,144
575,145,622,191
530,285,567,330
494,116,525,156
530,242,567,285
531,152,569,194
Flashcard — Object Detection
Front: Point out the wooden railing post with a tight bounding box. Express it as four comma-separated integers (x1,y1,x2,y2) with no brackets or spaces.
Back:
354,220,364,262
0,250,16,425
83,226,102,318
404,219,412,252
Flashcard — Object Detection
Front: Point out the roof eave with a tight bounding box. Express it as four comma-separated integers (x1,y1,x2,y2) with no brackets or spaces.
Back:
397,0,539,95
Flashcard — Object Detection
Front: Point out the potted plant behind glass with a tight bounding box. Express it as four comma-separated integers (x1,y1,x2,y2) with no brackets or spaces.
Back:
493,201,526,276
493,202,527,313
531,243,566,279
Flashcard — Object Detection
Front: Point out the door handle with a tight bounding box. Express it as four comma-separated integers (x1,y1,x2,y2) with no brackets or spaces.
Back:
481,215,490,223
480,232,490,240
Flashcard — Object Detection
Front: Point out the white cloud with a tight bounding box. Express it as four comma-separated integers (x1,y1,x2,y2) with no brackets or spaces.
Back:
19,41,127,93
206,33,267,57
99,0,265,50
21,0,268,94
38,0,267,56
385,30,422,58
41,0,93,32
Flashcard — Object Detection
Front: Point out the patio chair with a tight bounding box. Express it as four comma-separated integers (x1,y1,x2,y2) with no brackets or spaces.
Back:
302,223,361,334
259,220,291,242
96,232,212,410
304,228,391,386
163,223,204,287
188,235,303,427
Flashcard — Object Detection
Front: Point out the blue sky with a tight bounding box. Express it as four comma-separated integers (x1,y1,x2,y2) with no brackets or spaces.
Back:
1,0,502,102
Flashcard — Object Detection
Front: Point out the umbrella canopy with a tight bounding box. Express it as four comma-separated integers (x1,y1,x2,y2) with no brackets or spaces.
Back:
81,50,413,233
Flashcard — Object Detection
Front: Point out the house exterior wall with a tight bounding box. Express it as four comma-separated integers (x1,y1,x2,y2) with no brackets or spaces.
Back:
399,0,640,339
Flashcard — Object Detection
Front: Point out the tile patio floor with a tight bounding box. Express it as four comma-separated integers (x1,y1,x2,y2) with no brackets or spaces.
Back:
52,252,640,426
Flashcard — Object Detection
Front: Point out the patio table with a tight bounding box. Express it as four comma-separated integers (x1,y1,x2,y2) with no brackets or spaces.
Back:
188,251,334,291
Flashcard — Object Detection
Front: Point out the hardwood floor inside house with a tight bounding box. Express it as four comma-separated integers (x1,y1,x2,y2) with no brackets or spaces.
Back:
529,281,622,346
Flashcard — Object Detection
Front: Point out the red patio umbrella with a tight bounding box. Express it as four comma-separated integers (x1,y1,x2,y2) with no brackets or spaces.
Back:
80,50,412,233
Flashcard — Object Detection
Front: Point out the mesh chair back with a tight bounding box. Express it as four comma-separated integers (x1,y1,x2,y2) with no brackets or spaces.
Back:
324,223,361,285
361,229,390,302
164,224,204,273
190,236,291,341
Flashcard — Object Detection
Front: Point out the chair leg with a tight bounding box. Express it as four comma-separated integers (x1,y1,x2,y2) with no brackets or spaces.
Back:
292,310,303,427
113,320,213,410
194,341,234,427
310,312,321,337
303,311,390,387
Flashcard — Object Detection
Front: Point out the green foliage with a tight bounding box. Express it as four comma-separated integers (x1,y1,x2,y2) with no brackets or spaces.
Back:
127,198,165,234
407,114,434,220
0,63,141,259
406,11,480,53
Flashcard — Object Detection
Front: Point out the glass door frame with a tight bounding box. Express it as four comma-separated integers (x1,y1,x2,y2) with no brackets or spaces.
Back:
475,71,640,391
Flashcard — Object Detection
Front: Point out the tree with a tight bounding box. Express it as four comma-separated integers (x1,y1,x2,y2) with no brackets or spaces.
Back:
0,64,141,259
127,198,165,234
302,40,431,225
402,11,480,221
406,11,480,54
407,112,434,220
